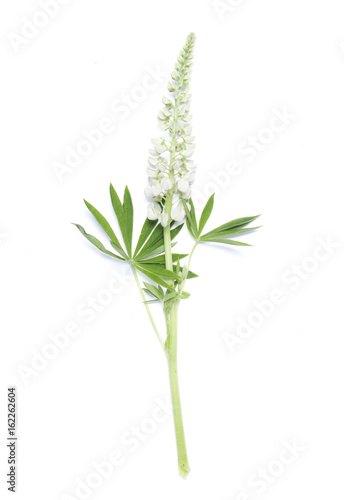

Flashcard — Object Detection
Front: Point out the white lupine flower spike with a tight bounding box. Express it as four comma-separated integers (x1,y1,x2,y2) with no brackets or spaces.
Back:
144,33,196,227
74,33,260,482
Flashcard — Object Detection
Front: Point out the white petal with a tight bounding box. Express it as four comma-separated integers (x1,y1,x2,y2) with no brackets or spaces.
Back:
151,138,163,147
151,182,162,197
155,145,166,154
172,160,183,170
144,187,155,199
186,161,197,171
181,186,191,199
148,157,157,166
161,177,172,191
186,172,195,184
178,179,190,193
171,201,185,222
182,148,194,158
147,203,161,221
185,136,195,143
159,213,169,227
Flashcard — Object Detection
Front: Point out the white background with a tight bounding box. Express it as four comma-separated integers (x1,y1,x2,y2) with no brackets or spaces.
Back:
1,1,344,499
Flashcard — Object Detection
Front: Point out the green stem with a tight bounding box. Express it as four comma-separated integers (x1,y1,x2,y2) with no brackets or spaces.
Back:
178,241,198,297
162,92,191,477
131,265,166,353
167,299,190,479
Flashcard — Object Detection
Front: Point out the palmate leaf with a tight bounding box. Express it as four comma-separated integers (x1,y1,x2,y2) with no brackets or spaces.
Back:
73,224,125,261
76,186,188,291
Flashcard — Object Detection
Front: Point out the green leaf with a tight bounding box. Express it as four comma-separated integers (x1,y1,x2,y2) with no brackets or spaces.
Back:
134,265,174,290
172,265,198,279
138,264,179,280
200,237,251,246
136,223,183,260
109,240,128,258
204,226,261,239
181,199,198,238
163,290,178,303
137,241,177,261
135,224,164,259
170,223,184,240
203,215,260,239
142,282,164,300
110,184,130,255
138,253,188,264
198,194,215,234
189,199,198,234
83,200,127,258
134,218,157,257
73,224,125,261
123,186,133,256
180,291,190,299
185,216,196,239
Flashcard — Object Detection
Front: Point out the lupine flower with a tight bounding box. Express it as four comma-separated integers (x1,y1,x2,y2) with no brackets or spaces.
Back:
144,33,196,225
147,202,162,221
